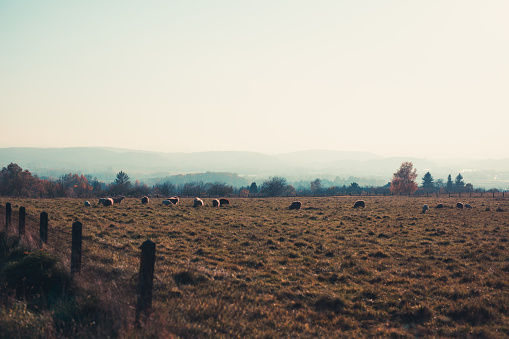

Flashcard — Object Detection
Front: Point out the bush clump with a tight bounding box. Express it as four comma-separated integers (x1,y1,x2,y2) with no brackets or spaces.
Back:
2,249,69,302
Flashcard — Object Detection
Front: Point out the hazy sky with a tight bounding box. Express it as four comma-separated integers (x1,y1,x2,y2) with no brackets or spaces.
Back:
1,1,508,159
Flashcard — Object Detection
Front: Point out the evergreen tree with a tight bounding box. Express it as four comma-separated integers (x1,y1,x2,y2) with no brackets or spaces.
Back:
110,171,131,195
455,173,465,191
446,174,453,192
421,172,435,191
249,182,258,195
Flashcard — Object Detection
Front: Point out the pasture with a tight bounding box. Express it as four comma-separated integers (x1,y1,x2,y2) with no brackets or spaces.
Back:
1,196,508,338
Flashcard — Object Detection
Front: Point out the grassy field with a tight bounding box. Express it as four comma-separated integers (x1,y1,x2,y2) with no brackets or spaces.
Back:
1,195,508,338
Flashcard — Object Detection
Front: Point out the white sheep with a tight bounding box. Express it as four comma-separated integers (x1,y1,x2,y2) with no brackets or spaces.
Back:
193,197,204,207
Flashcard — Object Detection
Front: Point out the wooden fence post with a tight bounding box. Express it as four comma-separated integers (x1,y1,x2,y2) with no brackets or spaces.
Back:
71,221,82,276
135,240,156,327
19,207,26,235
40,212,48,245
5,203,11,229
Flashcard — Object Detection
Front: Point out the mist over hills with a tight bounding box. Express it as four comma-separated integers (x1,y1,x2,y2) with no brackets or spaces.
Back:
0,147,508,189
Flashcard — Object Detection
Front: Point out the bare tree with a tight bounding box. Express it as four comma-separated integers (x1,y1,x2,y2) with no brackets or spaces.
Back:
260,177,287,197
310,178,322,195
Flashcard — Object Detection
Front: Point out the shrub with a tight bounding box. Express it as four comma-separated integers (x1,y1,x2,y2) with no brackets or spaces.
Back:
2,249,69,303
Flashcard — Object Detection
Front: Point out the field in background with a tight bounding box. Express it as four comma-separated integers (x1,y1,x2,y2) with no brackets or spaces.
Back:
1,196,508,337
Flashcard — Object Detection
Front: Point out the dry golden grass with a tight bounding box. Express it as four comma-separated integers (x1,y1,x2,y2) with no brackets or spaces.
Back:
1,195,508,337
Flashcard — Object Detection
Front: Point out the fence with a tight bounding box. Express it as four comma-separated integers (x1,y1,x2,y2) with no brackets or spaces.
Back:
242,191,506,198
1,202,156,327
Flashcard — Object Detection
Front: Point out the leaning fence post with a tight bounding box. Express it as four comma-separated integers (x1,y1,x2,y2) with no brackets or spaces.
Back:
5,203,11,229
19,207,26,235
71,221,82,276
40,212,48,245
135,240,156,327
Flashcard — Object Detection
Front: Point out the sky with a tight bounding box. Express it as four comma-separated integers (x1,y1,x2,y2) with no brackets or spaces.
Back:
1,1,508,159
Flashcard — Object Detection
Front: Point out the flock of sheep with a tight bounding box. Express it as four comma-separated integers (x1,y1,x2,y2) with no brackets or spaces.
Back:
85,196,230,208
85,197,475,212
421,202,472,213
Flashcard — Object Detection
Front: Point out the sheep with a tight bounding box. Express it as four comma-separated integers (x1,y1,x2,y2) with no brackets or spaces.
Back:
212,199,220,207
465,203,472,209
141,196,149,204
219,198,230,206
353,200,365,208
456,202,464,209
112,196,125,204
84,201,91,207
102,198,114,206
98,198,107,205
289,201,302,210
168,197,179,205
193,197,204,207
435,203,444,209
162,200,174,206
422,204,429,213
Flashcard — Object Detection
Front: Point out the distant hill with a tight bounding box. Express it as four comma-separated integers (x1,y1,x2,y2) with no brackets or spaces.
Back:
1,147,509,189
275,149,382,165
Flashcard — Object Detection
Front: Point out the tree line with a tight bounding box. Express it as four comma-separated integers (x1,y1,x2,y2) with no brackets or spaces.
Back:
389,162,490,194
0,162,501,198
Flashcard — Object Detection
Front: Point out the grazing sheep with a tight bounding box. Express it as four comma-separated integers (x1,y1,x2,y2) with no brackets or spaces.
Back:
465,203,472,209
212,199,220,207
99,198,107,204
102,198,114,206
289,201,302,210
162,200,174,206
112,196,125,204
422,204,429,213
219,198,230,206
141,196,149,204
84,201,91,207
456,202,464,209
168,197,179,205
353,200,365,208
435,203,444,209
193,197,204,207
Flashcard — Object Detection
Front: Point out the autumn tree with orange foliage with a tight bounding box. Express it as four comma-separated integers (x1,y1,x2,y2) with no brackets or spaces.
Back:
390,162,418,194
